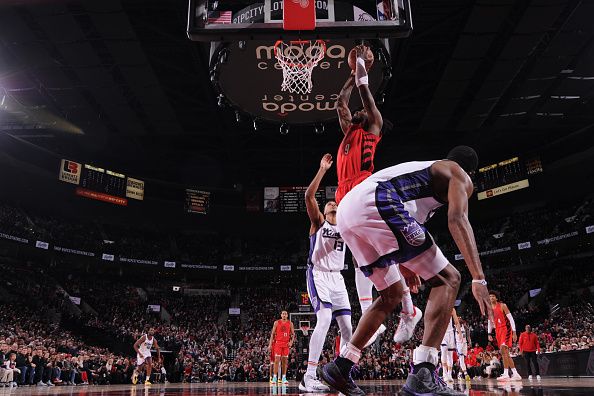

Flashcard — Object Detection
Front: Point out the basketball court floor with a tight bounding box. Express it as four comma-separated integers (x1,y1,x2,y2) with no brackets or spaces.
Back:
5,379,594,395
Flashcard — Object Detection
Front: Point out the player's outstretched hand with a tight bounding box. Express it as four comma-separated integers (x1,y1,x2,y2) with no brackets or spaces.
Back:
399,265,421,293
472,282,494,322
320,154,333,170
512,332,517,342
355,44,368,59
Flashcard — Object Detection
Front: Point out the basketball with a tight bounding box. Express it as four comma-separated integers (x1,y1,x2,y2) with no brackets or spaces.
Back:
348,47,374,71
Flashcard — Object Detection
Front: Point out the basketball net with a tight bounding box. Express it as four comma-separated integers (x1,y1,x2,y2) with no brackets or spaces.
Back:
300,325,310,336
274,40,326,94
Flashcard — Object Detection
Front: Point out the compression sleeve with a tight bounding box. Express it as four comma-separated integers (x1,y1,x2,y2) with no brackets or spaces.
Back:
506,313,516,332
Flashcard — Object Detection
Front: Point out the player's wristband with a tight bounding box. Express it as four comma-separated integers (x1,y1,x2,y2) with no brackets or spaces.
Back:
355,58,368,87
472,279,487,286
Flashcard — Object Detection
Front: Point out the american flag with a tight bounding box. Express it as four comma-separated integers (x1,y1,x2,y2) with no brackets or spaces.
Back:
208,10,232,24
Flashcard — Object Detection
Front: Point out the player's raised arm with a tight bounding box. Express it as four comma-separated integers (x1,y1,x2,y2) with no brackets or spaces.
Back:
336,74,355,135
354,45,382,136
445,165,493,322
305,154,333,235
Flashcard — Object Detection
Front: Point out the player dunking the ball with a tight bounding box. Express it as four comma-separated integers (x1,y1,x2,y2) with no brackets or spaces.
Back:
318,146,494,396
300,153,353,392
132,328,160,385
488,291,522,381
268,310,295,385
335,44,422,345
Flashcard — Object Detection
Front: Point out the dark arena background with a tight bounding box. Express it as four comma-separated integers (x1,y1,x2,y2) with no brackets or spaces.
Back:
0,0,593,395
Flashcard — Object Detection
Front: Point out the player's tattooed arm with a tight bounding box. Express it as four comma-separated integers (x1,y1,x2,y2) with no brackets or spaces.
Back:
305,154,332,234
355,46,382,136
336,74,355,134
357,82,383,136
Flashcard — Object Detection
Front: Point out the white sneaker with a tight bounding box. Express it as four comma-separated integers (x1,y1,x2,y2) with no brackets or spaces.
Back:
497,373,510,382
299,374,330,392
445,375,454,383
393,306,423,343
528,375,533,380
536,375,541,380
364,324,387,348
510,372,522,381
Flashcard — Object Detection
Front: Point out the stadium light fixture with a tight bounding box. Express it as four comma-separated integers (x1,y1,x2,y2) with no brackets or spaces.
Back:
280,123,289,135
217,94,225,108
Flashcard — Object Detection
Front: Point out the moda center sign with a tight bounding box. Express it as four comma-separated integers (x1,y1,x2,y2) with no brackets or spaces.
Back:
211,38,389,124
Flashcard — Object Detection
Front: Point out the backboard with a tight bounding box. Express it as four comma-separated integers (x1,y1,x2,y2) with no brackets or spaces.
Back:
210,39,391,124
189,0,411,125
188,0,412,41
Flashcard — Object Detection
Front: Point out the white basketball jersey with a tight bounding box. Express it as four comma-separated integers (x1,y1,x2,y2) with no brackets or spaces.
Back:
446,316,454,334
139,335,154,355
364,160,446,224
307,221,345,272
456,325,468,345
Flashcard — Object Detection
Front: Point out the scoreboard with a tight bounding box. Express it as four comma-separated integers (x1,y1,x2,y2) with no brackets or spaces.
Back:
80,165,126,197
476,156,542,200
185,189,211,214
58,159,144,206
264,186,337,213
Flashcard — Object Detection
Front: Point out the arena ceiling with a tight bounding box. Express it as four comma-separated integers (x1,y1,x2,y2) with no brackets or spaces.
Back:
0,0,593,189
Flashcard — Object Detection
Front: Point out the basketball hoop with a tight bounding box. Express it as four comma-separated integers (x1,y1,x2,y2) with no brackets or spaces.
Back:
300,325,311,336
299,320,311,336
274,40,326,94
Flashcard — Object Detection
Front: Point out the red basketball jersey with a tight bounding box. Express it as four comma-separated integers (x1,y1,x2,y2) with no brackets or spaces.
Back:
337,126,381,186
493,302,509,329
275,320,291,344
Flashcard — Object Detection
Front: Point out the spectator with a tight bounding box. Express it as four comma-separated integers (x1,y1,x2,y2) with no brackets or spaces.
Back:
519,325,541,380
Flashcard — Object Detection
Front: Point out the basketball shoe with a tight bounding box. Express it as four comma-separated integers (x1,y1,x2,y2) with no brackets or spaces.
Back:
299,374,330,392
401,368,465,396
393,306,423,343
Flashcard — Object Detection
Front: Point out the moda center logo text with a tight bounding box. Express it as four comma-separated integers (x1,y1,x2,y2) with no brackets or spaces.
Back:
255,44,349,115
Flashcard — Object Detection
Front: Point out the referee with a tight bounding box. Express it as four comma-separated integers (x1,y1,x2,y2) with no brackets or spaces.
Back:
519,325,541,380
